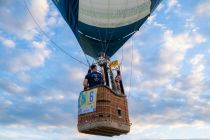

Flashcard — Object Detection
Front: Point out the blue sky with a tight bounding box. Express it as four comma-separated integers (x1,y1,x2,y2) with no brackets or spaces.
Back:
0,0,210,139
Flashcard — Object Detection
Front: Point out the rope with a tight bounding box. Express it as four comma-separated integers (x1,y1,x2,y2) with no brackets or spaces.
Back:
24,0,88,67
127,37,134,98
84,53,91,67
79,36,91,67
125,0,145,98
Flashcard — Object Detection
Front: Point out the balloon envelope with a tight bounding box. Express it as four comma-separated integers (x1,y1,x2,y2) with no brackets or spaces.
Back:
52,0,162,59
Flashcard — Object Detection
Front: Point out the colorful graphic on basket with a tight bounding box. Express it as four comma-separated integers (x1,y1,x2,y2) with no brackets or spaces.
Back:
78,88,97,115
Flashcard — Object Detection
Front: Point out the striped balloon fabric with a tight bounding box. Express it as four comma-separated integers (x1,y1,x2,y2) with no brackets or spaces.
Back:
52,0,162,58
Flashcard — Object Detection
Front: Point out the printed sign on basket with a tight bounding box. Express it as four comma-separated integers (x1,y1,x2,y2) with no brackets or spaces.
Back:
78,88,97,115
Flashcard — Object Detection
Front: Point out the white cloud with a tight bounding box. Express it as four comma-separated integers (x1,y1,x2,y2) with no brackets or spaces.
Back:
147,14,166,29
49,10,59,17
190,54,204,65
41,90,78,102
0,0,49,40
169,120,206,129
0,128,46,139
157,3,164,12
129,29,207,98
32,40,46,49
17,72,31,82
168,0,178,8
2,100,13,108
117,29,204,94
63,64,86,81
1,1,210,139
191,120,205,127
140,79,169,89
44,94,64,101
118,40,142,69
184,17,199,32
0,79,26,94
7,40,51,72
47,17,57,26
159,31,190,75
0,36,15,48
153,21,167,29
115,40,143,93
183,54,205,93
147,14,156,25
158,30,206,76
29,0,49,29
194,34,206,43
130,122,160,134
165,0,181,13
196,1,210,17
3,39,15,48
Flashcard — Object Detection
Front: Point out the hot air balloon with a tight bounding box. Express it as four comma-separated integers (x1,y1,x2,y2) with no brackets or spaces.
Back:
52,0,162,136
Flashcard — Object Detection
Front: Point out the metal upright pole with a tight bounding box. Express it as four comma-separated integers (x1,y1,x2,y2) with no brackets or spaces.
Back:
97,53,110,87
119,70,125,95
109,68,117,92
103,63,110,87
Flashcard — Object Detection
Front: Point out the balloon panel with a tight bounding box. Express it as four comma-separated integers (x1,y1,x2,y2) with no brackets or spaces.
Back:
79,0,151,28
52,0,162,59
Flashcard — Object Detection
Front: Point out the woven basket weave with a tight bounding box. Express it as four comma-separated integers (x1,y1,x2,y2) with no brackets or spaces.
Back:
77,85,130,137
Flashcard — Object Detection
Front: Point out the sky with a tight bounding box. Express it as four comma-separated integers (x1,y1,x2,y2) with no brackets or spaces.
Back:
0,0,210,139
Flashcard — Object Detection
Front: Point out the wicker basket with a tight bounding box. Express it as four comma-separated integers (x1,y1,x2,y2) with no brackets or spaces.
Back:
77,85,130,137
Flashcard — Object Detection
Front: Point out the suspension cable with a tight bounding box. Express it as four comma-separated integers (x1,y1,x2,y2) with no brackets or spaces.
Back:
24,0,88,67
78,37,91,67
84,53,91,67
125,0,145,97
127,37,134,98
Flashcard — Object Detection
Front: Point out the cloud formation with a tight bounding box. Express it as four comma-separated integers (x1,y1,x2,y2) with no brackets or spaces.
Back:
0,36,16,48
1,0,210,140
196,0,210,17
3,40,51,73
0,0,49,40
